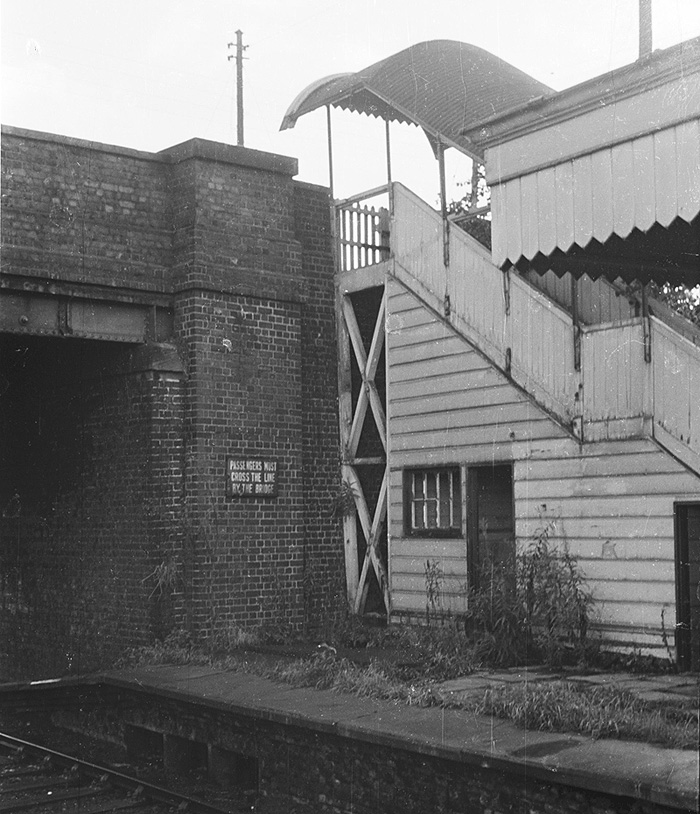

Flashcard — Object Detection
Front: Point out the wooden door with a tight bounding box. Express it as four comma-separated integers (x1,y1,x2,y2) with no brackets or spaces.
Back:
675,503,700,671
467,464,515,589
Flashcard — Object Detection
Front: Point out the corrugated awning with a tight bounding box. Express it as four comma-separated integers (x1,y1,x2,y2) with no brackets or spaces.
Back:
280,40,552,159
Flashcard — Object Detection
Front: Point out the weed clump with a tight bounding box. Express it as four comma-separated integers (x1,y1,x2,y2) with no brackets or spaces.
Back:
119,630,205,667
270,648,438,706
472,680,698,749
466,520,592,668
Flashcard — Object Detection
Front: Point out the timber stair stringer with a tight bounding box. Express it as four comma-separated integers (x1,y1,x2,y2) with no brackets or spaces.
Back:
390,182,700,481
389,258,582,445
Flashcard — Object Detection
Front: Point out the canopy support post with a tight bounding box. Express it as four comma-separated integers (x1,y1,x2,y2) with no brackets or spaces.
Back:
438,141,450,269
326,104,335,200
470,159,480,209
385,119,393,214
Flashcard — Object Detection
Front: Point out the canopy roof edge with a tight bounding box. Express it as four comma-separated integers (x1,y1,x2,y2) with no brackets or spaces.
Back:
280,40,552,160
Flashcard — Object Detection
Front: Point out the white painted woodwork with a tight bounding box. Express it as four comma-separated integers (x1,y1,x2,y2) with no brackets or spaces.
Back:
485,74,700,185
523,271,637,326
581,321,651,427
391,182,700,473
339,180,700,653
392,184,580,425
490,117,700,267
336,277,358,606
342,513,359,605
652,318,700,469
344,294,388,456
386,277,700,649
338,283,390,616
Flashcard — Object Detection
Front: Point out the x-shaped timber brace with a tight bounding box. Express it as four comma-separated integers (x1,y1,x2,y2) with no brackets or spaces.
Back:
340,289,390,615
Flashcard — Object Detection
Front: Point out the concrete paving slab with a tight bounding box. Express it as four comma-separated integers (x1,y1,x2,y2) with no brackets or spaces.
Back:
635,689,694,704
439,677,493,692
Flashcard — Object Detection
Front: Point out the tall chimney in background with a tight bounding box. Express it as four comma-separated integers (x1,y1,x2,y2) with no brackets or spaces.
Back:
639,0,653,58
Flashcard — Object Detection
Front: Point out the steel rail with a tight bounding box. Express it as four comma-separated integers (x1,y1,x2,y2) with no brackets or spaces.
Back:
0,731,238,814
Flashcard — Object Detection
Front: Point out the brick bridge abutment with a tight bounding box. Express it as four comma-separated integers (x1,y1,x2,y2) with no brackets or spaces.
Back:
0,126,342,678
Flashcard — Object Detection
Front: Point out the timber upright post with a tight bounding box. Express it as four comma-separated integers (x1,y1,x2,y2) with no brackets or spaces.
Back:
437,141,450,269
642,283,652,363
571,276,581,371
327,104,360,607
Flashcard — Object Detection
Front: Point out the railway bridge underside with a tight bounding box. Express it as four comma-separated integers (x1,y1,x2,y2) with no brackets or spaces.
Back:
0,238,188,677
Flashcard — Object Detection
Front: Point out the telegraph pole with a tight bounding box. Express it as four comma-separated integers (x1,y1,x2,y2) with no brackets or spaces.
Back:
228,30,247,145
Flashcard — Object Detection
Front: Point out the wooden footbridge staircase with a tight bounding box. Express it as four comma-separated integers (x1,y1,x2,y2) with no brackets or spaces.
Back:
337,183,700,617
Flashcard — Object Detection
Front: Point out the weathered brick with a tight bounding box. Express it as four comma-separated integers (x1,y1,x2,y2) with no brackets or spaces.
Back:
0,127,343,677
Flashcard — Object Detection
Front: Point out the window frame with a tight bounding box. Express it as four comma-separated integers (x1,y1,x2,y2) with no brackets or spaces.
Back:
403,466,463,539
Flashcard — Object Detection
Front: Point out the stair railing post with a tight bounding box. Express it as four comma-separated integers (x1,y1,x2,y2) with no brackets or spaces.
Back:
572,275,581,371
642,283,652,363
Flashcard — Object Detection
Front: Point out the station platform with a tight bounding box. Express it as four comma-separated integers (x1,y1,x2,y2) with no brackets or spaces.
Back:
100,662,699,812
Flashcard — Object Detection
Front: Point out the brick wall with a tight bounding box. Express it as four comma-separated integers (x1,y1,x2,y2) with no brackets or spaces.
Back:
168,149,342,638
0,127,342,676
0,129,172,293
294,183,345,625
178,291,305,634
0,337,186,676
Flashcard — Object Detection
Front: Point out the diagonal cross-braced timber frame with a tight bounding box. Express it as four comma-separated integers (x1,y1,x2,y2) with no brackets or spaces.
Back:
335,192,391,615
341,291,389,614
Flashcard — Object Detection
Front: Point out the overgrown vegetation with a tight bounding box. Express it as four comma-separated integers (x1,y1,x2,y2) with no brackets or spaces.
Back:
122,632,695,750
270,647,436,706
119,517,696,750
471,681,698,750
448,162,492,249
465,520,592,668
649,282,700,326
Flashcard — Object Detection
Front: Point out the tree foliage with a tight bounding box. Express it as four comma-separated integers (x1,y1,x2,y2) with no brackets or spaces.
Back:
447,163,492,249
649,282,700,326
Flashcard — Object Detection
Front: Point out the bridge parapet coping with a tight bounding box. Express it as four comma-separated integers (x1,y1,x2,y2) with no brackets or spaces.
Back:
2,124,298,177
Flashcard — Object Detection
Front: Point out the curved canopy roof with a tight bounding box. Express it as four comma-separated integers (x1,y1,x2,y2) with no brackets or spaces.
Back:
280,40,552,158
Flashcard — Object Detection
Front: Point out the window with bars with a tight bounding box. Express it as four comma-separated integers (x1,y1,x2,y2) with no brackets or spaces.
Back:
404,467,462,537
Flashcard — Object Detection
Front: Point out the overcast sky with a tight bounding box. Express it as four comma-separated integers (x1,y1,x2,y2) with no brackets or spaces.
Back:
3,1,700,201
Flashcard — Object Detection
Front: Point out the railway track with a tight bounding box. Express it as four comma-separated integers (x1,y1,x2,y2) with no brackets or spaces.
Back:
0,731,245,813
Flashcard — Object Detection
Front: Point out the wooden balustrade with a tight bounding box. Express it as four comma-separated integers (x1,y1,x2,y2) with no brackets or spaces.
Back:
336,194,390,272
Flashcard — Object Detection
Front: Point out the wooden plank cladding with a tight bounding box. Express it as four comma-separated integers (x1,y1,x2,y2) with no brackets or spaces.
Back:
652,318,700,470
390,182,700,472
523,270,637,326
386,278,700,653
486,78,700,267
338,180,699,660
392,183,580,427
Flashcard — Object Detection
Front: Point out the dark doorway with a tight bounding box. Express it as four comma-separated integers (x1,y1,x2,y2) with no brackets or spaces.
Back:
467,464,515,588
675,502,700,672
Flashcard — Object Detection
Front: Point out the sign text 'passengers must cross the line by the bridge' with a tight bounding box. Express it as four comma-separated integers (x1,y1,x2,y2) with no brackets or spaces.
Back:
226,458,278,497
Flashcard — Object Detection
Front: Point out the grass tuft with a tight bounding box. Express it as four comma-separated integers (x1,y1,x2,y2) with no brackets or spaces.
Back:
472,680,698,749
117,627,697,750
270,650,439,706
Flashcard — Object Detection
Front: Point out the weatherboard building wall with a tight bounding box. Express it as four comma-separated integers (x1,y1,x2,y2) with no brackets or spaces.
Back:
386,279,700,653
